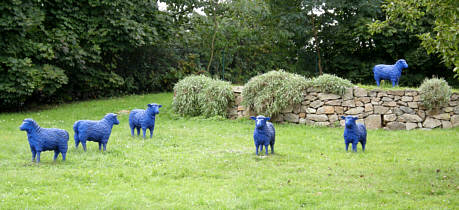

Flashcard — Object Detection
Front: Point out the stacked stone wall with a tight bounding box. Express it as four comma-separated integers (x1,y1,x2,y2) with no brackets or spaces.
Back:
228,86,459,130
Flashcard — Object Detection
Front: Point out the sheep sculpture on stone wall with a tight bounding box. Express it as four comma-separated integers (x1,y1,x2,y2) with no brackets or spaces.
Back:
251,115,275,155
341,116,367,152
19,119,69,163
129,103,162,138
373,59,408,87
73,113,119,151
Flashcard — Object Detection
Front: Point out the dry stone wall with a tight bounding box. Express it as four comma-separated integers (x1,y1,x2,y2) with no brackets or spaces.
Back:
228,86,459,130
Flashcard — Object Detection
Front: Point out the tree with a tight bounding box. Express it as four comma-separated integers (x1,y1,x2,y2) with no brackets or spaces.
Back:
369,0,459,77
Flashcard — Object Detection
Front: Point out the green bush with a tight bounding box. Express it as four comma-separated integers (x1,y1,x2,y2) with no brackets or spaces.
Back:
311,74,353,95
173,75,233,117
419,78,452,109
242,70,311,117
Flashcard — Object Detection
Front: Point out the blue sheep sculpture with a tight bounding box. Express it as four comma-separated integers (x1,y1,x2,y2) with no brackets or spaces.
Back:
250,116,275,155
19,119,69,163
129,103,162,138
73,113,119,151
341,116,367,152
373,59,408,87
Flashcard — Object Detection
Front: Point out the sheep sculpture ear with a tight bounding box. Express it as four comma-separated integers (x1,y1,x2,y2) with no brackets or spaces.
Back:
353,116,358,120
147,104,153,107
265,117,271,121
250,116,256,120
340,116,345,120
158,105,162,108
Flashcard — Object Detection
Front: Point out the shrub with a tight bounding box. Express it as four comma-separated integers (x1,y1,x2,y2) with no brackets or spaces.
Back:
418,78,452,109
173,75,233,117
311,74,353,95
242,70,311,117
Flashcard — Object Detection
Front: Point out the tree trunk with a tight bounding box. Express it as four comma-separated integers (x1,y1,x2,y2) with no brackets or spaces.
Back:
207,1,218,73
312,15,323,75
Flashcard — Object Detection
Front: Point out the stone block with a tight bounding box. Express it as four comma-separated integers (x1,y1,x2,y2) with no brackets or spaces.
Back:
305,95,317,101
360,97,371,103
388,90,405,96
318,93,341,100
345,107,364,115
232,86,243,93
335,106,344,114
406,123,417,130
299,113,306,118
405,90,418,96
355,101,364,107
381,97,393,102
317,106,335,114
328,114,339,122
382,101,397,107
284,113,299,123
272,114,284,122
454,106,459,114
383,114,397,122
443,107,453,113
299,118,307,124
377,92,388,97
400,106,415,114
433,113,450,120
408,102,418,109
342,100,356,107
310,100,324,108
354,87,368,97
401,96,413,102
343,88,353,100
397,101,407,106
306,114,329,122
237,106,245,111
386,122,406,130
399,114,423,123
306,108,316,114
365,104,373,112
423,117,442,128
442,121,452,129
374,106,389,114
365,115,382,129
325,100,341,106
451,115,459,127
413,95,421,102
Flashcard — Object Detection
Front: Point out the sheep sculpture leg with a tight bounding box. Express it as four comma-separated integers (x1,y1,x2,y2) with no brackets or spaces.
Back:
36,152,41,163
31,149,36,162
53,151,59,161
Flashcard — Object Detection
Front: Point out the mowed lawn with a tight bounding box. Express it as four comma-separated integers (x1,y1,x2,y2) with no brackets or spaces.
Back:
0,93,457,209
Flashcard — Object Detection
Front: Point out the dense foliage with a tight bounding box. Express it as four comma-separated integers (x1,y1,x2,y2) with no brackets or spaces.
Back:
242,70,310,117
418,78,452,110
1,0,457,110
173,75,233,117
311,74,353,95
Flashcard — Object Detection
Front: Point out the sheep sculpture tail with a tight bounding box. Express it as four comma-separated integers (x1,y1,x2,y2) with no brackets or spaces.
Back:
73,121,81,148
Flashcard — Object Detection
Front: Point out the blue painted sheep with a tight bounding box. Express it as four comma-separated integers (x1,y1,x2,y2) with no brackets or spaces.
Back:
19,119,69,163
129,103,162,138
373,59,408,87
73,113,119,151
250,116,275,155
341,116,367,152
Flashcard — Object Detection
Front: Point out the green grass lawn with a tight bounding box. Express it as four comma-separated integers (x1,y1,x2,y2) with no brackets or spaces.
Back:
0,93,458,209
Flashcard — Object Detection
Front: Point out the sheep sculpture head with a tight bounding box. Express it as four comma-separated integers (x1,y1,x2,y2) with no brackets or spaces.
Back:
105,113,120,125
251,116,270,129
19,118,38,132
147,103,162,116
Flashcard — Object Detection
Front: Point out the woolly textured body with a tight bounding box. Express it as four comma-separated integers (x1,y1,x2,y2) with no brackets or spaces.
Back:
73,113,119,151
373,59,408,87
20,119,69,162
341,116,367,152
129,103,161,138
251,116,275,155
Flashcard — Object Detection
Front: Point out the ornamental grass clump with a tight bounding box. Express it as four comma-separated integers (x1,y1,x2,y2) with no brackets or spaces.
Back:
418,78,452,109
311,74,353,95
173,75,233,117
242,70,311,117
